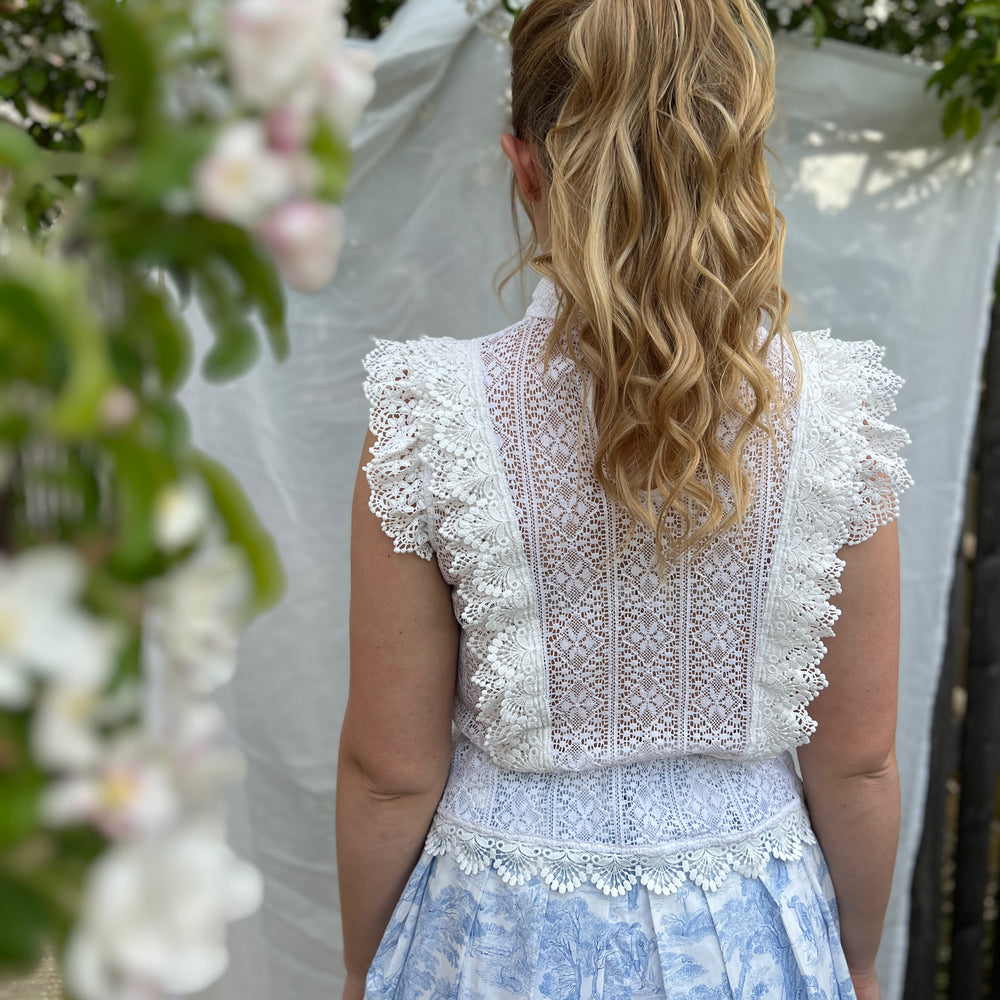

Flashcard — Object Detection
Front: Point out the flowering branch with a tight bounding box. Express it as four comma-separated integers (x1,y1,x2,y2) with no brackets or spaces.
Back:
0,1,374,996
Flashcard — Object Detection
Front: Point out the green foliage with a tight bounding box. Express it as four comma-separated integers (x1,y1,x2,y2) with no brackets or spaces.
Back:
347,0,1000,139
0,0,107,153
759,1,1000,140
346,0,406,37
0,0,358,971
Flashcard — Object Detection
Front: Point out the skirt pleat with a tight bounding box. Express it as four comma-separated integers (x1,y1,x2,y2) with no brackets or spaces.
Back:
364,843,857,1000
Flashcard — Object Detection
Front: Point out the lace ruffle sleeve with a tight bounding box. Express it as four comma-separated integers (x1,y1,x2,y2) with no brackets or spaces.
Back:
362,339,434,561
800,331,913,546
746,331,912,758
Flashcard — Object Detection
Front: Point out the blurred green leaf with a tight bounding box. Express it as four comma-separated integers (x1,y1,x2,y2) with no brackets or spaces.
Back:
195,265,262,382
0,771,43,849
0,875,49,971
122,279,193,392
89,0,157,140
45,281,116,439
142,395,192,458
963,102,983,139
192,452,286,613
194,221,288,362
23,66,48,97
310,120,354,204
942,95,964,137
964,1,1000,19
201,323,260,382
107,439,171,576
0,123,41,168
133,126,215,204
810,6,827,46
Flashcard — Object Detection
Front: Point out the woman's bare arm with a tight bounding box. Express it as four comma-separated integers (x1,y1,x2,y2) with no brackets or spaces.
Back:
337,431,458,998
797,521,901,1000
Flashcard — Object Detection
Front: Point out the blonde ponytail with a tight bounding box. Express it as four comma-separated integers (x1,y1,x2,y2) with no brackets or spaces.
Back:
508,0,794,561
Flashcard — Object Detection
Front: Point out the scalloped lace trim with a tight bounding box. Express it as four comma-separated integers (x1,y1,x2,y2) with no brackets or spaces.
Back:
425,803,817,897
363,340,435,561
747,330,913,757
364,337,553,771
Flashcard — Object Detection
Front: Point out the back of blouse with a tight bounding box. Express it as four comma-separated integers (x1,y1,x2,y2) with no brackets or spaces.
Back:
363,276,910,893
364,277,910,777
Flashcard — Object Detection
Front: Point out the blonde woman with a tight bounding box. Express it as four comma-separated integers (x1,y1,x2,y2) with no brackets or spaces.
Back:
338,1,911,997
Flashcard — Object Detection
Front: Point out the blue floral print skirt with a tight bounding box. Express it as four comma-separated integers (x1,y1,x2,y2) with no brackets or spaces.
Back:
365,841,856,1000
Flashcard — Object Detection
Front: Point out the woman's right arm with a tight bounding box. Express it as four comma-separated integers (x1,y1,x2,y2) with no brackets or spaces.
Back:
796,521,902,1000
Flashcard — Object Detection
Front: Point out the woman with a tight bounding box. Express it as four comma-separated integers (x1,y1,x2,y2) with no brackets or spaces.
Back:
338,1,911,997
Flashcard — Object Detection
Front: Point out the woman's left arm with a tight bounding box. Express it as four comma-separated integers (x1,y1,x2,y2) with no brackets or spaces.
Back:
338,430,459,998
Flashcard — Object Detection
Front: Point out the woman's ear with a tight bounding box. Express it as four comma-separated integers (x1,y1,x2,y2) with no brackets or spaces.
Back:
501,133,543,203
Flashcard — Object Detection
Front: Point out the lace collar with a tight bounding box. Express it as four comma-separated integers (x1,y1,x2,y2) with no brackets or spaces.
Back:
525,276,559,320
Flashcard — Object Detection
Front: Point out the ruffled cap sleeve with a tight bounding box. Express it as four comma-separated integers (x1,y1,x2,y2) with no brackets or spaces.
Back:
362,339,434,561
799,331,913,547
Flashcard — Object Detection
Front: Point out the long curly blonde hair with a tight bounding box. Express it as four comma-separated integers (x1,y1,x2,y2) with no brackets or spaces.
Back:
508,0,795,560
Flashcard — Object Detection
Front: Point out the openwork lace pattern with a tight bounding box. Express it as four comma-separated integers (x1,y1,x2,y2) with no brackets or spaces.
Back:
427,739,815,897
363,337,553,771
746,330,913,757
480,294,791,770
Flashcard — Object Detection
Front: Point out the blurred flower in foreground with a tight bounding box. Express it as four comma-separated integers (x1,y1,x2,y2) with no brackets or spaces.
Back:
43,733,179,839
153,477,212,552
0,548,120,709
194,120,296,226
258,199,345,292
319,46,376,137
194,0,375,290
66,822,263,1000
147,545,251,694
224,0,344,109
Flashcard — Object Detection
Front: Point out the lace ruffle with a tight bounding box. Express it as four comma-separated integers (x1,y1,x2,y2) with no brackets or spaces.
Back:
364,337,553,771
425,801,816,898
747,331,913,757
363,340,435,561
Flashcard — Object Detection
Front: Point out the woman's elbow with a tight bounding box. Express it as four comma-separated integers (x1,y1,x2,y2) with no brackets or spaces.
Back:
338,735,452,799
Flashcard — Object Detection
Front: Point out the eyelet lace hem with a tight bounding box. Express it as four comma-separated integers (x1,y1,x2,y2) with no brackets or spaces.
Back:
748,330,913,757
425,802,817,898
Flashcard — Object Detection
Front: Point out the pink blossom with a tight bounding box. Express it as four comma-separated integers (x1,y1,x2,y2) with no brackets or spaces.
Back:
257,199,345,292
265,102,311,154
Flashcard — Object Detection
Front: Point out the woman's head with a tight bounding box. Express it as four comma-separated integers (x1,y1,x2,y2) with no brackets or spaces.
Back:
504,0,793,560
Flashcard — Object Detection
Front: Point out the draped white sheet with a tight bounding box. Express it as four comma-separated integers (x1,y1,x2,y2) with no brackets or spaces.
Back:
184,4,1000,999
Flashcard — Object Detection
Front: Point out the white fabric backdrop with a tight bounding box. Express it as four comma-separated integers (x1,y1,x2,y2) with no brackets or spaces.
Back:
184,3,1000,999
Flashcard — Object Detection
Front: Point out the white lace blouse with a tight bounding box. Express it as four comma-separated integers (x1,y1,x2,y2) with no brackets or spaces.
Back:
362,277,911,897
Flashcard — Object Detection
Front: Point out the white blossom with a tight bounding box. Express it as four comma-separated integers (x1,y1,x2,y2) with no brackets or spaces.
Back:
65,822,262,1000
193,121,297,226
147,546,251,694
42,733,180,839
257,199,345,292
318,46,376,140
0,548,120,709
33,683,104,770
224,0,345,109
154,478,211,552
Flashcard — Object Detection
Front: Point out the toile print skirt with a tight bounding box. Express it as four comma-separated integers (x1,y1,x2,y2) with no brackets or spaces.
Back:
364,839,857,1000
